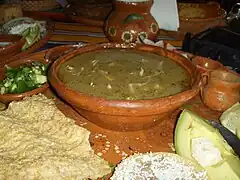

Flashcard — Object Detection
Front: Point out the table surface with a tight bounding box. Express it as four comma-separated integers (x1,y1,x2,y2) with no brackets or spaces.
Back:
38,22,183,51
26,46,221,165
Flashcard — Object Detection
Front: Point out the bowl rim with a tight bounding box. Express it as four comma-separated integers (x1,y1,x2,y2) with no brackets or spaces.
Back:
0,35,25,53
48,43,201,115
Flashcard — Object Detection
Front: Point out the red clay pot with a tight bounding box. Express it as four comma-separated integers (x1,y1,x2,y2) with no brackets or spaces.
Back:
104,0,159,43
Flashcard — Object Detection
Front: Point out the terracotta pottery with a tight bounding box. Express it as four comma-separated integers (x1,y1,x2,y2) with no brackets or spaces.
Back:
0,35,25,62
44,44,81,63
162,2,227,40
65,0,113,27
48,43,201,132
191,56,224,73
1,19,54,66
201,70,240,112
0,58,50,104
11,50,222,164
104,0,159,43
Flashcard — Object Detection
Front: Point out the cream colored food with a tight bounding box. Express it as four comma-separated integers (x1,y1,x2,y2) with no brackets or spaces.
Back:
0,94,111,179
111,152,208,180
179,7,206,19
59,49,190,100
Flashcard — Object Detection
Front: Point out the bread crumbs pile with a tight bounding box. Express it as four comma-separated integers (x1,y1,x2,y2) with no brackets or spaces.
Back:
0,94,111,180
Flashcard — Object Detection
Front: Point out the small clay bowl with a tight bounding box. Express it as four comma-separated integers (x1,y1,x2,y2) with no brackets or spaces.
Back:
0,58,49,104
0,35,25,62
48,43,202,132
163,2,227,40
192,56,223,73
45,44,81,63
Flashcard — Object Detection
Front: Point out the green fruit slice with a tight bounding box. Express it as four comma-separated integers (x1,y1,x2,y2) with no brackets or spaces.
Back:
174,109,240,180
21,23,41,51
220,102,240,139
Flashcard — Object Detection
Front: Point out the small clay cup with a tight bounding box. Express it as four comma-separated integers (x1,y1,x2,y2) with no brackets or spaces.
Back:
192,56,223,73
48,43,202,132
201,69,240,112
0,58,49,104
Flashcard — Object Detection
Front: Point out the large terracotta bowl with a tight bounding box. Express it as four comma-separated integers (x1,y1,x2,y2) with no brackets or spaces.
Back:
48,43,202,131
0,57,49,104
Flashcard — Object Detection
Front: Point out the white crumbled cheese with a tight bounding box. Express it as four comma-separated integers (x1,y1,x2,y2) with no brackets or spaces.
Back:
9,23,35,35
8,22,46,36
191,137,223,167
111,152,208,180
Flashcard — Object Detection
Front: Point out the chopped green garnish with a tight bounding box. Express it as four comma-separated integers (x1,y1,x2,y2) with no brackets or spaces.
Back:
21,23,41,51
0,62,48,94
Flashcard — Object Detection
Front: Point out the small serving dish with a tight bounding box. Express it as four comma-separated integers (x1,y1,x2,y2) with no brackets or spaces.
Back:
0,57,49,104
48,43,201,131
45,44,81,63
162,2,227,40
65,0,113,27
0,17,54,64
0,35,25,62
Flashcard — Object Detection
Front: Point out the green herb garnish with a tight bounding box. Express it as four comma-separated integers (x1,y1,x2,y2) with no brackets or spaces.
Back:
0,62,47,94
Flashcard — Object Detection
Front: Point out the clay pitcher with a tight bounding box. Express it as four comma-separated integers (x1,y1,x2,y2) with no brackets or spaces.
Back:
104,0,159,43
201,70,240,112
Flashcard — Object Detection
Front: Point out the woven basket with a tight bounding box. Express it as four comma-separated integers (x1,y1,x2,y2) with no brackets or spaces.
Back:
21,0,61,11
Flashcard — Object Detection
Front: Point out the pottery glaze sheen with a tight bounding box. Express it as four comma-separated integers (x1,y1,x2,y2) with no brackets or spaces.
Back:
201,70,240,112
104,0,159,43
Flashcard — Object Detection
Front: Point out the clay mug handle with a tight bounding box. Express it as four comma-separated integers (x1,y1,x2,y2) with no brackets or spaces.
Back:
200,72,210,100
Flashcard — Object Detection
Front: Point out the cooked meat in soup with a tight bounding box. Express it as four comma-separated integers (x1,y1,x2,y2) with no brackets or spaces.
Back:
58,49,191,100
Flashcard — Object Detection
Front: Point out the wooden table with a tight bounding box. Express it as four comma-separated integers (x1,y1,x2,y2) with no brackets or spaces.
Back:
46,22,183,48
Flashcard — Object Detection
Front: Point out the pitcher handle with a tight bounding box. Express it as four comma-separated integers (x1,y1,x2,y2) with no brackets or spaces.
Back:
200,72,209,99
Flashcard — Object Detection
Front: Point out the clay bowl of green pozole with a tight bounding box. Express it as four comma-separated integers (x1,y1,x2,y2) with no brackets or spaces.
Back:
48,43,201,131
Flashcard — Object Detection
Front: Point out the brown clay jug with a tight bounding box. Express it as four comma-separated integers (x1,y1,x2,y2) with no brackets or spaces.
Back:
201,70,240,112
104,0,159,43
